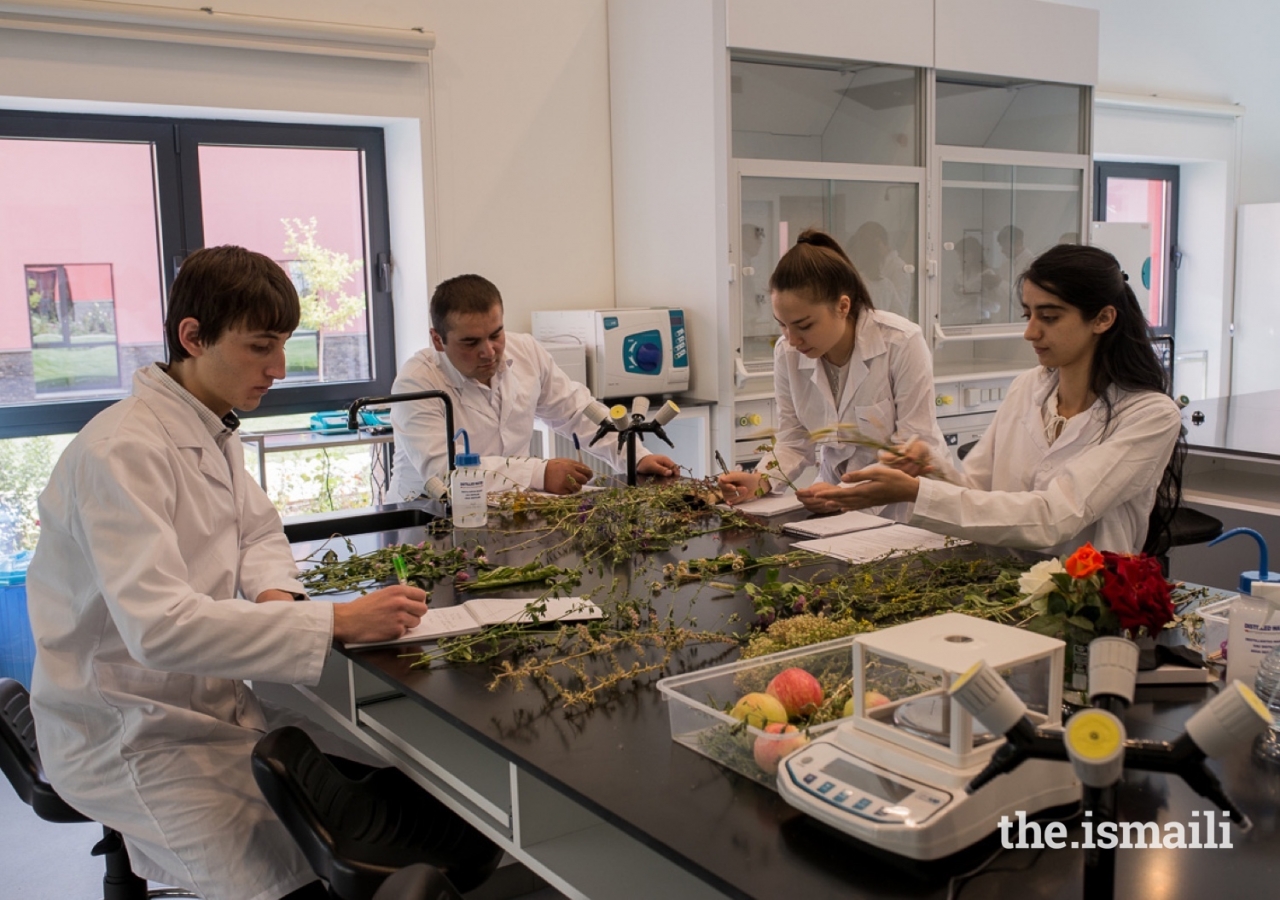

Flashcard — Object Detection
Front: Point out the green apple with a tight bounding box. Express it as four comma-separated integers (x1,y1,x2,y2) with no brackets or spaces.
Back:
842,690,892,717
730,692,788,728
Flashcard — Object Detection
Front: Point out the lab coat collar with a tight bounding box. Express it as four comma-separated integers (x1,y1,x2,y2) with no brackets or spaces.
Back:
1024,367,1113,453
797,312,887,416
132,365,236,493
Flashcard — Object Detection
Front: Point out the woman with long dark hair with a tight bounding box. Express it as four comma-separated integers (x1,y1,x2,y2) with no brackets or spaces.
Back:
801,243,1184,555
718,228,950,521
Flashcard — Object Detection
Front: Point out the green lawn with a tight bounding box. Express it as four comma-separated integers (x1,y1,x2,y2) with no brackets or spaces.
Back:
33,345,120,392
285,332,319,377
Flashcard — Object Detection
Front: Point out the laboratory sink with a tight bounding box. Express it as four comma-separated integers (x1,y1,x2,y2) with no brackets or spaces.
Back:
283,504,441,544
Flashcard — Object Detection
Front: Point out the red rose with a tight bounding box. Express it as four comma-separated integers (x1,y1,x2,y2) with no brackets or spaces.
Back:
1100,552,1174,635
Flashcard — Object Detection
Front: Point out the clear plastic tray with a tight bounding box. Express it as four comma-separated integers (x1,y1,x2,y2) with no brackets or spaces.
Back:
656,636,855,788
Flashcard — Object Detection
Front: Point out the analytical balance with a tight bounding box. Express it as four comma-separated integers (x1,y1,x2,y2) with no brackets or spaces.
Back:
776,613,1079,859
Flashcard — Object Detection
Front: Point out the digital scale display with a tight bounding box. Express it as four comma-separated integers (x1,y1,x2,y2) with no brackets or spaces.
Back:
820,756,912,803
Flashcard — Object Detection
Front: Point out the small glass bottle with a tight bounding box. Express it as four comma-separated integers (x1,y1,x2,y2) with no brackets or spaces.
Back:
1253,645,1280,764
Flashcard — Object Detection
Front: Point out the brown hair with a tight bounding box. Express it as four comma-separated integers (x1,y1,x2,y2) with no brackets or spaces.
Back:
769,228,873,318
165,245,300,361
430,274,504,339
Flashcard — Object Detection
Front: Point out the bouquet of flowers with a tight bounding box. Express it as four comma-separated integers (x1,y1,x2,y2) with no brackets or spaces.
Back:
1016,542,1176,641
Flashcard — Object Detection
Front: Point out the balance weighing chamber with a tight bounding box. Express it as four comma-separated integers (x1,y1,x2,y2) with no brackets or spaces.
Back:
777,613,1079,859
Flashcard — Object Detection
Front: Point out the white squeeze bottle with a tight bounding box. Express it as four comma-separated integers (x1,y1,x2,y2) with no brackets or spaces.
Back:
449,429,487,528
1226,581,1280,688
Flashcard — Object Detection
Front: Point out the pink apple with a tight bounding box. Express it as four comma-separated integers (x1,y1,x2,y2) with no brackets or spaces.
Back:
730,692,788,728
766,667,825,719
752,722,809,775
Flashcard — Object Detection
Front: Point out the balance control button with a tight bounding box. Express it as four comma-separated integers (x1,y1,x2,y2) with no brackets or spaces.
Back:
833,792,849,803
803,774,817,784
853,798,872,810
817,782,836,794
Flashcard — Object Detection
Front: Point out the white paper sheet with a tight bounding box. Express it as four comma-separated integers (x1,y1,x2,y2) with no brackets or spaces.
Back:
722,492,805,517
783,510,894,538
462,596,603,627
345,596,603,648
794,524,962,563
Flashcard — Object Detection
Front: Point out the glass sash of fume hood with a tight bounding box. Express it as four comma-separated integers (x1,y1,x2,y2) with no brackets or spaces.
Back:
736,164,923,375
935,154,1086,336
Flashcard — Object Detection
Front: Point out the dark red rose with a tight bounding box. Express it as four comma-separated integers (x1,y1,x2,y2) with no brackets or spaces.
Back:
1100,552,1174,635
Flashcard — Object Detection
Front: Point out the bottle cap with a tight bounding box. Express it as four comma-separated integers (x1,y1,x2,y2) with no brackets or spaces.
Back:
424,475,448,500
583,400,611,425
949,660,1028,735
1065,708,1126,788
630,396,650,418
654,400,680,427
1088,636,1140,705
456,452,480,467
1186,681,1272,758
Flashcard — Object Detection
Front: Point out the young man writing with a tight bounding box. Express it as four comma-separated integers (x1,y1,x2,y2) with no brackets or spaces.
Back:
27,246,435,900
389,274,678,500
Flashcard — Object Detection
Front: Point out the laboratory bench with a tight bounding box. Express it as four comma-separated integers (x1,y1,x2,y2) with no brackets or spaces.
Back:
268,500,1280,900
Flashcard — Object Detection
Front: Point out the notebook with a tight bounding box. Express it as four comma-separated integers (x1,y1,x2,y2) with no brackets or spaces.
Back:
722,492,805,517
345,596,604,648
794,524,962,563
783,510,894,538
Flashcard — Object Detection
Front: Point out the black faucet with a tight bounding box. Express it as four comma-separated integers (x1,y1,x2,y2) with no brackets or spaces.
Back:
347,391,457,472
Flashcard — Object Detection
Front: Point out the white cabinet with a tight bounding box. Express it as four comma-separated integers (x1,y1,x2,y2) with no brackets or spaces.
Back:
608,0,1098,467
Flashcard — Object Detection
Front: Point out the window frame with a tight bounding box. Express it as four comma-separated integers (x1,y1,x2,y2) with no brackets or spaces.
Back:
1093,160,1180,338
0,110,395,439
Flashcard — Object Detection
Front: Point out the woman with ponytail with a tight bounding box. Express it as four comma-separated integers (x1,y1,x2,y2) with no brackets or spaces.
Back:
804,243,1183,555
718,228,950,522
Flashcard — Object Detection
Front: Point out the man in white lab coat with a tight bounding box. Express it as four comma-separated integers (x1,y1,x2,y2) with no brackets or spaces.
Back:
27,247,433,900
389,274,678,500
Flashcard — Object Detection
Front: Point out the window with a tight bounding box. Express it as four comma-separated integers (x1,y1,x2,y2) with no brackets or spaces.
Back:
1093,162,1179,336
0,111,394,439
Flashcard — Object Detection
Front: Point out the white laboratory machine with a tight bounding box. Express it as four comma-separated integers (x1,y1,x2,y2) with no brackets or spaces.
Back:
531,308,689,400
777,614,1078,860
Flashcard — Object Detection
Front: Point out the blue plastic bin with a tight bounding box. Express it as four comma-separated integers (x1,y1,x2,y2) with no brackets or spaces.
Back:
0,550,34,688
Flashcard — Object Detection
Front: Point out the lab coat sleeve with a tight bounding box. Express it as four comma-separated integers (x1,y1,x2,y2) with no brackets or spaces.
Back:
72,436,332,683
767,342,817,490
238,475,309,602
887,328,960,484
910,394,1182,550
527,340,650,473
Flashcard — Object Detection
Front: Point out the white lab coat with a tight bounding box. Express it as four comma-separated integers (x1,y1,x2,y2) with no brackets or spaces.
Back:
769,310,950,521
911,367,1182,555
27,365,334,900
389,333,646,500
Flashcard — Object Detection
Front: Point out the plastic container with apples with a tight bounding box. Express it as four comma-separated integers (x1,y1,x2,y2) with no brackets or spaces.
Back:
657,636,875,788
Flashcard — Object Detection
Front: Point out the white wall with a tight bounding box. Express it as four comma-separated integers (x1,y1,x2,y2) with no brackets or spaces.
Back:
0,0,617,358
1065,0,1280,205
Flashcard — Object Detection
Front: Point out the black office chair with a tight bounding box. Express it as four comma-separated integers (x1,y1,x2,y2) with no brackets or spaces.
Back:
251,726,503,900
0,677,195,899
371,864,462,900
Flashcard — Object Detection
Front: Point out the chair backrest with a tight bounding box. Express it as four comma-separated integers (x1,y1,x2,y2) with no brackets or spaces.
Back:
0,677,86,823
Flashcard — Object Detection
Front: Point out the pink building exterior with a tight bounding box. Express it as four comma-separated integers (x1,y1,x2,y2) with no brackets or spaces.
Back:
1,138,369,389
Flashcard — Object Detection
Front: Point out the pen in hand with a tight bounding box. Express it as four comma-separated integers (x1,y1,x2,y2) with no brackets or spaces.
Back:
392,554,410,586
714,450,731,476
572,433,585,465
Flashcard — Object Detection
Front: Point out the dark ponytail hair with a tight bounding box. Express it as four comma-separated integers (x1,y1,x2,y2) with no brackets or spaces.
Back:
1019,243,1184,556
769,228,874,320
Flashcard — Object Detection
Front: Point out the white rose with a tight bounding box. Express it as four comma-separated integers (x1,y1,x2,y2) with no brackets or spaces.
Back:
1018,558,1066,601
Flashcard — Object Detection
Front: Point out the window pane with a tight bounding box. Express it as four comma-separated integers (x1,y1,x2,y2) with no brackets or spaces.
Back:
0,139,164,408
1103,177,1172,328
940,162,1082,327
937,76,1084,154
740,176,919,368
197,145,371,385
732,59,919,166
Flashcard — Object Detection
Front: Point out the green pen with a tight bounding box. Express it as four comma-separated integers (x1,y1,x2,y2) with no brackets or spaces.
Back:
392,554,410,586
